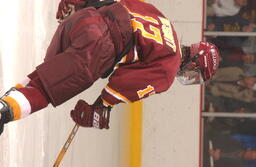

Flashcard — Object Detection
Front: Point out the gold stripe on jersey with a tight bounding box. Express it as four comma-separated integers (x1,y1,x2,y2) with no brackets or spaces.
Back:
120,55,128,63
114,54,128,70
105,85,131,103
102,98,113,107
123,6,159,25
15,84,24,89
130,12,159,25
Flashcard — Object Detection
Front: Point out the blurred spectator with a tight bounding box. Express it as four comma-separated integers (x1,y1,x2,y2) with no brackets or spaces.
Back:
207,37,256,67
206,0,256,32
232,134,256,149
204,2,256,166
203,118,256,167
204,117,256,136
207,14,255,32
207,36,249,48
208,0,247,17
205,95,254,113
244,64,256,77
242,37,256,54
209,148,256,167
208,134,256,167
240,0,256,25
219,46,255,67
243,0,256,11
208,66,256,103
232,119,256,136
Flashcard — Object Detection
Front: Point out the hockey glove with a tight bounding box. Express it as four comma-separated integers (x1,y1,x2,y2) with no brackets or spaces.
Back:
70,98,111,129
0,99,13,135
56,0,86,21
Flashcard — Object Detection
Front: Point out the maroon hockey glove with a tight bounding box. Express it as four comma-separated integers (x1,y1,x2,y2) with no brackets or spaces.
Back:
70,99,111,129
56,0,86,20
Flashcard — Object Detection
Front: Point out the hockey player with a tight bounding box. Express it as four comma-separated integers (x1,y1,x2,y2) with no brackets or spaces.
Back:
0,0,220,135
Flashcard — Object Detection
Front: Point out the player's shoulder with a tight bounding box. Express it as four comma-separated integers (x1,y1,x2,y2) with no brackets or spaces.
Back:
121,0,165,17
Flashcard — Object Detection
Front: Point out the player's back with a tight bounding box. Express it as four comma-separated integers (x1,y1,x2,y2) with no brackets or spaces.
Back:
120,0,180,62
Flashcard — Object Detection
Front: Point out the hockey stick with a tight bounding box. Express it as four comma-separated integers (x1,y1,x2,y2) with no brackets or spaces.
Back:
53,123,80,167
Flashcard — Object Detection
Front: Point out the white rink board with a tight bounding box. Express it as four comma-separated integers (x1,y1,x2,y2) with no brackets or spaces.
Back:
143,0,202,167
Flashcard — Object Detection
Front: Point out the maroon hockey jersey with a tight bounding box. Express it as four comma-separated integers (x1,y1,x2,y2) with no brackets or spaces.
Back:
16,0,181,113
101,0,181,106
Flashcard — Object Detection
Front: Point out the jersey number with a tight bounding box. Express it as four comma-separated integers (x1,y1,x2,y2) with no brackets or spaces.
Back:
137,85,155,99
130,12,176,51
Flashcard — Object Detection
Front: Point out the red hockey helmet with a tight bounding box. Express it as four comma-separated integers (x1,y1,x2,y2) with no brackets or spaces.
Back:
177,41,220,85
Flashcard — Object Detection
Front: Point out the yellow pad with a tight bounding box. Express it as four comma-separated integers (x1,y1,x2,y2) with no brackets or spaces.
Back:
3,96,21,120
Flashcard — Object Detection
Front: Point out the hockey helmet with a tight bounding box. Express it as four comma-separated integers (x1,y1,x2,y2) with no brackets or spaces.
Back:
176,41,220,85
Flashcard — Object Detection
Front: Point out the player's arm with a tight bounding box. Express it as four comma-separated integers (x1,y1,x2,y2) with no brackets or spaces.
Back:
36,11,115,106
0,9,115,135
